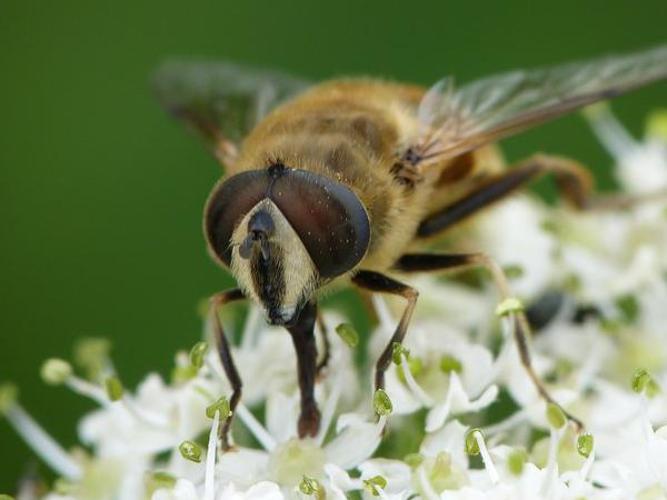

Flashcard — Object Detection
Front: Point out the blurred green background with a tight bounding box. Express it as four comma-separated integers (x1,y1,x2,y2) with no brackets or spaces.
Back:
1,0,665,492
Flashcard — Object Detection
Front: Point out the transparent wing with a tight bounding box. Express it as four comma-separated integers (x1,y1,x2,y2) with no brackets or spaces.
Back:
412,44,667,163
153,60,311,164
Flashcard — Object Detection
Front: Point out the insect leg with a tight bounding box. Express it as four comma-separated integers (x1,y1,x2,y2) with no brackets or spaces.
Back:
418,153,666,238
393,252,583,430
315,312,330,377
351,271,419,392
286,301,321,438
209,288,246,450
418,154,590,236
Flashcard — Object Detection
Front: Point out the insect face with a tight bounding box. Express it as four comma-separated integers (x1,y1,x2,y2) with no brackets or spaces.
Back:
204,165,372,326
231,199,317,326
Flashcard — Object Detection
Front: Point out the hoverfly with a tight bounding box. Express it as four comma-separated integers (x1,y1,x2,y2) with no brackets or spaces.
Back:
154,45,667,448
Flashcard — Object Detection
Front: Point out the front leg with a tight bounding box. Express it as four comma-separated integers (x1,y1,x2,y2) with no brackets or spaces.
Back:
352,271,419,391
209,289,245,450
286,301,321,438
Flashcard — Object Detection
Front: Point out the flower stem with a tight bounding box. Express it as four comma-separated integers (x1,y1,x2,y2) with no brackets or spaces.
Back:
474,430,499,484
204,410,220,500
6,405,82,480
236,404,276,451
65,376,108,406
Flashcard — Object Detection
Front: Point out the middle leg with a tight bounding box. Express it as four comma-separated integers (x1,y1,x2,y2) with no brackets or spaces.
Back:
394,252,583,429
352,271,419,392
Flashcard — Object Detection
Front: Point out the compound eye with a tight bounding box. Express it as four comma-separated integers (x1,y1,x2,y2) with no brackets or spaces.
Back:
204,171,270,266
271,170,370,279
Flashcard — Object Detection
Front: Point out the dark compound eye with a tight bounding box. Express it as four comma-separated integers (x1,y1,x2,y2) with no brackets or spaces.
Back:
204,171,270,266
204,167,371,279
269,169,370,279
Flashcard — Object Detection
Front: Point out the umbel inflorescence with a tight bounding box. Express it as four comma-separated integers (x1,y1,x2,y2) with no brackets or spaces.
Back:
3,107,667,499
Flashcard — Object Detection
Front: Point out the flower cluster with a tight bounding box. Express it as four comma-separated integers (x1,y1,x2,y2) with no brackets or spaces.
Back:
2,106,667,500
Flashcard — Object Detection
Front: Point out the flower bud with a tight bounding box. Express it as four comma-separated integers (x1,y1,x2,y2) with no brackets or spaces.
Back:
189,341,209,369
546,403,566,429
178,440,202,463
206,396,231,420
577,433,594,458
298,476,324,499
495,297,524,317
104,376,124,401
465,428,483,455
373,389,393,416
363,475,387,496
40,359,73,385
335,323,359,348
0,383,18,416
391,342,409,365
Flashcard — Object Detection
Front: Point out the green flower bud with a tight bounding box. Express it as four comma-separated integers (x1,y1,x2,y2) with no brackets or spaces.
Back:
577,433,594,458
206,396,231,420
178,440,202,463
646,109,667,140
546,403,566,429
0,383,18,415
298,476,324,499
40,358,73,385
632,368,652,393
189,341,209,369
391,342,410,365
363,475,387,496
335,323,359,348
373,388,393,416
632,368,660,398
73,337,111,381
104,376,124,401
495,297,524,317
465,428,483,456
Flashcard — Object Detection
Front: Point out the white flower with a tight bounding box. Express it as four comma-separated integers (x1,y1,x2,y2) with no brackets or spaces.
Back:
5,106,667,500
475,196,559,298
591,413,667,498
231,307,361,409
371,295,498,433
80,373,216,456
586,104,667,194
152,478,284,500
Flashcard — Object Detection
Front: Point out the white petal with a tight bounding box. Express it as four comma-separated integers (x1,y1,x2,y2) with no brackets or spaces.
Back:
325,417,384,470
358,458,412,494
240,481,285,500
265,391,299,443
420,419,469,469
425,373,498,432
324,463,357,489
152,479,198,500
217,448,270,489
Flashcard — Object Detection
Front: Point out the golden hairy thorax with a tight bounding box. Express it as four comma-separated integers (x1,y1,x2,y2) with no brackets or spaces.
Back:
231,79,504,273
